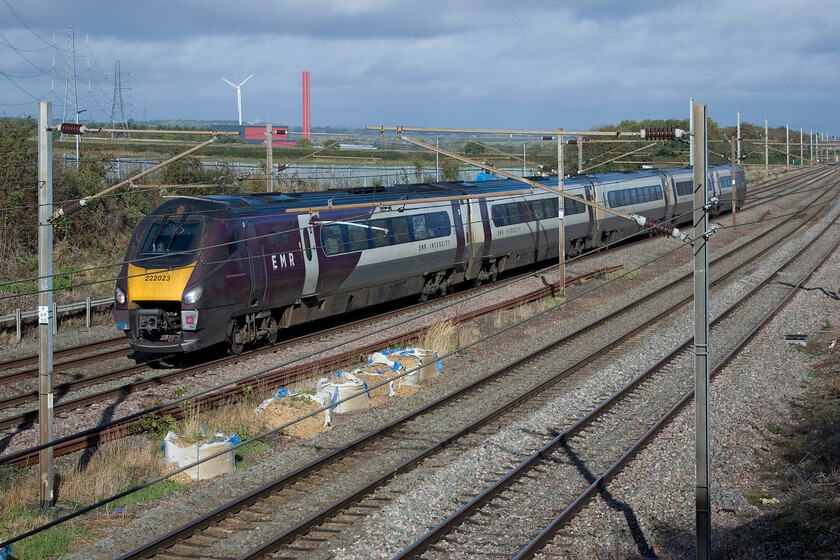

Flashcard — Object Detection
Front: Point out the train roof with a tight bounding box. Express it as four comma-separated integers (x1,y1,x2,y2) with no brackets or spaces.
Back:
157,178,550,218
148,164,743,219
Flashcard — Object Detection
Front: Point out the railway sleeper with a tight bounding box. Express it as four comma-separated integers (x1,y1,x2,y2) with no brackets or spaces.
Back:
202,525,237,537
177,533,222,546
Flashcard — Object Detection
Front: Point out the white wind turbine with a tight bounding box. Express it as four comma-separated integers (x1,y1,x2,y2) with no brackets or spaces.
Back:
221,74,254,125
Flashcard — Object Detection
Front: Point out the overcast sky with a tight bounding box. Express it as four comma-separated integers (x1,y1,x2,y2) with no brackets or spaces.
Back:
1,0,837,133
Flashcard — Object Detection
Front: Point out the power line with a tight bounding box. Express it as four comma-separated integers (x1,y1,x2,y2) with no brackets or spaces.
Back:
109,60,131,136
57,27,82,141
1,0,57,50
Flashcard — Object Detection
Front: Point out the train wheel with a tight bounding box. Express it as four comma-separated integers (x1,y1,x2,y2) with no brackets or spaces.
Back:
264,316,278,346
228,322,245,355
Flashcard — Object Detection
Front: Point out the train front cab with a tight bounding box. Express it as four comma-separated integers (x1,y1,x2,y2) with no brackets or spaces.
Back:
114,199,248,354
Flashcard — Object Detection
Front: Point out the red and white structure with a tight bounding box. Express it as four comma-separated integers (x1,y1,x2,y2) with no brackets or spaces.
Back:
302,70,311,140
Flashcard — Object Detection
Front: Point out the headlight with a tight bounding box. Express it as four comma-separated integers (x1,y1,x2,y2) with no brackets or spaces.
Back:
115,285,127,305
183,284,204,305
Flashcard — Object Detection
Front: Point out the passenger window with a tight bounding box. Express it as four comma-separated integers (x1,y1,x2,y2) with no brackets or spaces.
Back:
369,219,390,248
491,205,507,227
428,212,451,237
566,197,585,215
506,203,522,225
321,224,343,255
411,215,428,241
535,200,550,220
391,217,410,244
302,228,313,261
227,230,241,255
347,225,368,251
519,202,534,223
269,231,278,247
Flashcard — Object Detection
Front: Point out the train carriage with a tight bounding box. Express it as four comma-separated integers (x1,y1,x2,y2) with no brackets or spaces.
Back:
594,172,668,246
114,165,746,355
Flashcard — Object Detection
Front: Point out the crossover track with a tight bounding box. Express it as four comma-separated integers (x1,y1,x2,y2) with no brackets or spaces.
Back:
111,171,840,560
396,202,840,560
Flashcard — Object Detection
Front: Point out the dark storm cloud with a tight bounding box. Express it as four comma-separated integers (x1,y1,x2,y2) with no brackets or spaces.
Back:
21,0,470,41
2,0,838,131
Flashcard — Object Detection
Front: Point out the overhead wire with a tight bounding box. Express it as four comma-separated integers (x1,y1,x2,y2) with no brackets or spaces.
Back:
1,0,58,50
2,176,818,301
1,130,830,294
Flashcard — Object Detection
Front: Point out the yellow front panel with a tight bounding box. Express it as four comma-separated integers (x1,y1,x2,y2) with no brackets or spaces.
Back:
127,263,196,302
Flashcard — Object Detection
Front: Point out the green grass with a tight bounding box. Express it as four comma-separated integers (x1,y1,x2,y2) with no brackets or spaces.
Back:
732,330,840,556
0,505,93,560
130,412,177,438
111,480,188,508
767,425,789,436
234,441,271,469
6,527,93,559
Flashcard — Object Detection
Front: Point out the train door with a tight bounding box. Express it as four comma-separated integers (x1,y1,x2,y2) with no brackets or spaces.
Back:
588,183,604,248
465,198,486,280
297,214,320,296
663,176,677,222
450,200,467,267
246,223,267,307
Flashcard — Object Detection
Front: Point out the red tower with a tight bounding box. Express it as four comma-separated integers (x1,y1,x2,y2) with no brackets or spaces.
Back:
302,70,311,140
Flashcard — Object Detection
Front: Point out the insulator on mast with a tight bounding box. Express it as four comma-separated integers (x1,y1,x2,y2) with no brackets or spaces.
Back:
58,123,86,135
632,214,692,244
639,128,685,140
50,198,87,222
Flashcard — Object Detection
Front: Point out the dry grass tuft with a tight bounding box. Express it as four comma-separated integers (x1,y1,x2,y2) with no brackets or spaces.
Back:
419,319,479,355
0,469,40,520
492,301,541,328
419,320,458,354
59,438,161,505
175,397,262,443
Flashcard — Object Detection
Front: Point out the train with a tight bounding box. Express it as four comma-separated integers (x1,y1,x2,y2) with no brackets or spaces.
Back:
113,164,746,355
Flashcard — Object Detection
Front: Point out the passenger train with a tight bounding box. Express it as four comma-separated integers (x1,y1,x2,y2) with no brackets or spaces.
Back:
113,164,746,355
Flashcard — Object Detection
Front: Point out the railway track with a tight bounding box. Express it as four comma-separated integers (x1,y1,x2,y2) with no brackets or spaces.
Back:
0,336,128,383
103,172,840,560
0,165,826,381
396,210,840,560
0,264,621,467
0,168,833,468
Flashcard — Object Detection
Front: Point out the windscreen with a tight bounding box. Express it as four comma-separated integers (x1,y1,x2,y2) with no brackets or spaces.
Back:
135,213,207,268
